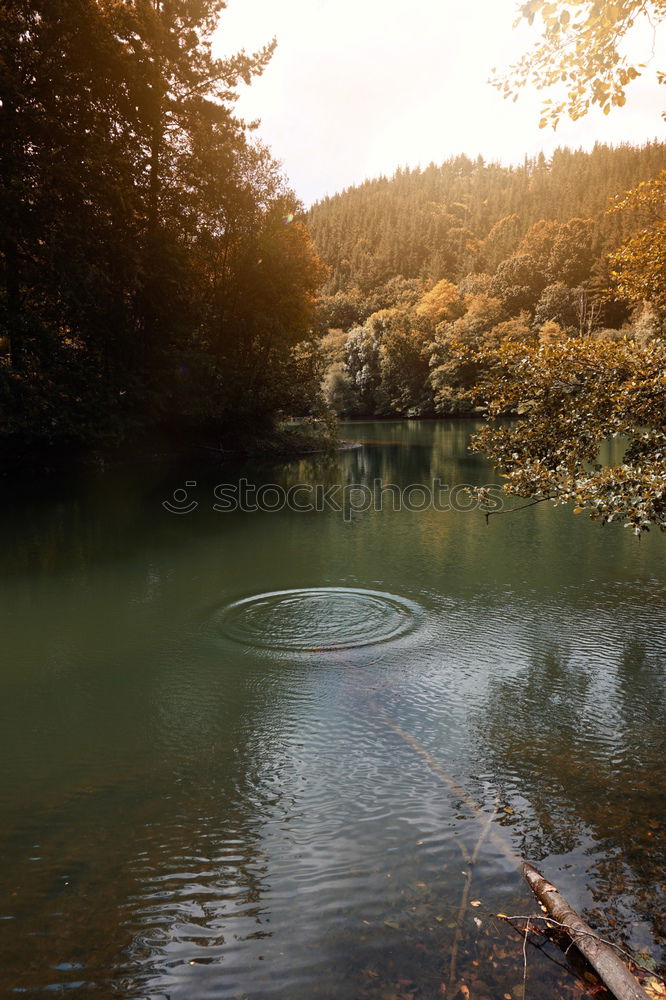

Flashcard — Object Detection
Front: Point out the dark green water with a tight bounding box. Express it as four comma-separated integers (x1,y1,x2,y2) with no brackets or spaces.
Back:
1,420,664,999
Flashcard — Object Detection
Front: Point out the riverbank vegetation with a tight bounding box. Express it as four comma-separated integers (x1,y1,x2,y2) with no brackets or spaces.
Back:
0,0,327,466
307,143,666,419
307,139,666,530
3,1,665,526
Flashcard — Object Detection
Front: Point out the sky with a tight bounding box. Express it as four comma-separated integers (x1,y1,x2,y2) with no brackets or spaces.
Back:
213,0,665,207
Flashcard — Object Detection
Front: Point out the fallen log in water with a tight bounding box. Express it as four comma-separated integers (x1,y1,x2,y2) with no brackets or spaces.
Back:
368,698,653,999
522,862,650,1000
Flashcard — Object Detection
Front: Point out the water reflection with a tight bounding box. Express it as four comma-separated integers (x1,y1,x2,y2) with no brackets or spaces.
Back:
0,421,664,997
474,639,666,953
0,638,293,996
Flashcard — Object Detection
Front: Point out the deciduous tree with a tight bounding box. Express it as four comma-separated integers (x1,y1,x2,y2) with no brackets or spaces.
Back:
607,171,666,325
472,339,666,534
493,0,666,127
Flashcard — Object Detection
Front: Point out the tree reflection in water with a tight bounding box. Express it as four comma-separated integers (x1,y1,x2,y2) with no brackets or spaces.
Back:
474,640,666,957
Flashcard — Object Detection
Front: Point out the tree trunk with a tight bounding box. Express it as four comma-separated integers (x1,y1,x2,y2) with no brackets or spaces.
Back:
4,233,21,368
1,89,23,369
522,862,649,1000
147,108,162,239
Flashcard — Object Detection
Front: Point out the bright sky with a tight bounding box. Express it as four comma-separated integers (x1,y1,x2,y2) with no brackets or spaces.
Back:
214,0,665,207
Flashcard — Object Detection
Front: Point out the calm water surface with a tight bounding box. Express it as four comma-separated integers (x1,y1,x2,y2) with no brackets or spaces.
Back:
1,421,664,999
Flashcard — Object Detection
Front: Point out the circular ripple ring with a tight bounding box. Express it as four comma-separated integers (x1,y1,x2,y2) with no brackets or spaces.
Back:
212,587,420,652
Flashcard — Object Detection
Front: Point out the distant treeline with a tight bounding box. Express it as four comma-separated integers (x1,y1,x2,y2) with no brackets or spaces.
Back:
306,145,666,418
0,0,325,463
309,144,666,294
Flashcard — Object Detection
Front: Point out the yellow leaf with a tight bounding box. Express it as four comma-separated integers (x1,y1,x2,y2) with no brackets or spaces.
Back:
644,976,666,1000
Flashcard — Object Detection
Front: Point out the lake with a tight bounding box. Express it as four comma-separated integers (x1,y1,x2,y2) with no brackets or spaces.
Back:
1,420,664,999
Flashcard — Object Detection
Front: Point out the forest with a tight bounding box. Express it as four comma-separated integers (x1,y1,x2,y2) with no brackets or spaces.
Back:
0,0,327,464
2,2,666,488
307,143,666,419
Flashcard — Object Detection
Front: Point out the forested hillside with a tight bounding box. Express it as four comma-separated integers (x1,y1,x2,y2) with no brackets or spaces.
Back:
308,144,666,293
306,144,666,418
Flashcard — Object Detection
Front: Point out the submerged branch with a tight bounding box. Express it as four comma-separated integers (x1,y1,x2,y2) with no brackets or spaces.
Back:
449,798,500,989
500,915,666,985
371,704,520,868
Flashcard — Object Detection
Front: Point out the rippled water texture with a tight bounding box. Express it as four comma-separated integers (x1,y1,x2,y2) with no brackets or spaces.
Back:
213,587,421,652
0,421,664,1000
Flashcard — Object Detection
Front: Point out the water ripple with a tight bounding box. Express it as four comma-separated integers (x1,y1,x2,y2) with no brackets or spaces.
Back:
210,587,421,653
